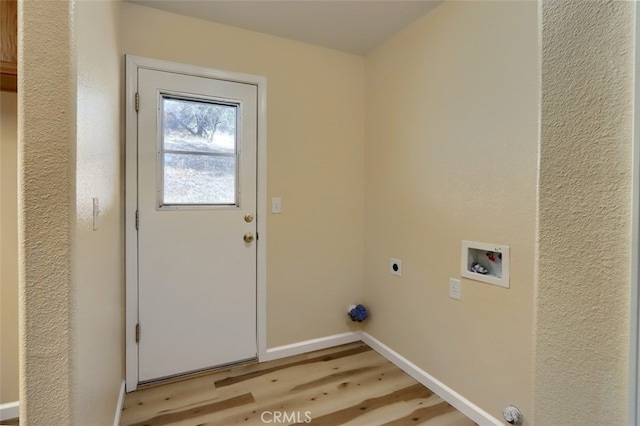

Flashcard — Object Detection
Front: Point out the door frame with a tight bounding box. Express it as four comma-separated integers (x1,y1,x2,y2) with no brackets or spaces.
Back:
124,55,268,392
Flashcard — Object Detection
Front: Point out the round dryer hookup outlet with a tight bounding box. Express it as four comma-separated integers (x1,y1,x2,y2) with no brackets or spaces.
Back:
390,258,402,277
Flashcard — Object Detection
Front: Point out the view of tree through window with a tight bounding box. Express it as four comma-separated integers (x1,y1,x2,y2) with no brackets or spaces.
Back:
161,97,238,205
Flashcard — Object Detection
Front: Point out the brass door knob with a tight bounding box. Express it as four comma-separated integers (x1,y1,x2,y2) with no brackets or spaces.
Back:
243,233,254,243
244,213,254,223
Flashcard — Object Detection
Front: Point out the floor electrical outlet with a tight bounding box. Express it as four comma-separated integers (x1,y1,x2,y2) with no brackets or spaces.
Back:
449,278,461,300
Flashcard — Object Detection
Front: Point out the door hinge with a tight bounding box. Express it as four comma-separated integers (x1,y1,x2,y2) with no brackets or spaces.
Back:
135,92,140,112
135,210,139,230
135,323,140,343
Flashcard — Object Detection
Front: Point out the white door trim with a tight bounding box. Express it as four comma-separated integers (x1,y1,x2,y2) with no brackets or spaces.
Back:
125,55,267,392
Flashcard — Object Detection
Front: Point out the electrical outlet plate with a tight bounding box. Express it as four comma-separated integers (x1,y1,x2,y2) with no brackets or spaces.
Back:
449,278,461,300
390,258,402,276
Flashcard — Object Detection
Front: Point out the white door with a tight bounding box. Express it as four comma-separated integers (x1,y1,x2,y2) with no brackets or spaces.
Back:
136,68,258,383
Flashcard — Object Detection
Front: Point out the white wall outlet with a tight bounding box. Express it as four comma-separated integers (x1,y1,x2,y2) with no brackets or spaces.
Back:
271,197,282,214
449,278,461,300
390,258,402,277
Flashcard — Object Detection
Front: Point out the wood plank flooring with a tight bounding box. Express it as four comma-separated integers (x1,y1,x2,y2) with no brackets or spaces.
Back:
120,342,476,426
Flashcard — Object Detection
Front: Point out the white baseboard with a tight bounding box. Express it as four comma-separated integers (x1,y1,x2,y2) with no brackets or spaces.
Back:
361,332,502,426
262,331,362,362
0,382,124,424
113,380,125,426
0,401,19,421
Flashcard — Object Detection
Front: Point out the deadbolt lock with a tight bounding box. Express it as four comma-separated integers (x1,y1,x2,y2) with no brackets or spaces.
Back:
243,233,254,243
244,213,254,223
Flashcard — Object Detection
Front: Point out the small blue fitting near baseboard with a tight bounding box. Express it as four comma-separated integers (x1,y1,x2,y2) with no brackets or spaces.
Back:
348,304,368,322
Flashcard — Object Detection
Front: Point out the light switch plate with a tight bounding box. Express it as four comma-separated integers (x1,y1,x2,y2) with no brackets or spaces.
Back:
272,197,282,214
92,198,100,231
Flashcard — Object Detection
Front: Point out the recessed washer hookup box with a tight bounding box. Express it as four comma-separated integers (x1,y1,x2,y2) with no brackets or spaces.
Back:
461,240,510,288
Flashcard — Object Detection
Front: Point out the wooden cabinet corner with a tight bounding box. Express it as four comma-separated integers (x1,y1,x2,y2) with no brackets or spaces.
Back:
1,0,18,92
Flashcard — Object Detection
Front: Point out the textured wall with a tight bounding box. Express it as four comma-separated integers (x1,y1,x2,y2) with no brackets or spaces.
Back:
364,1,537,422
18,0,75,423
535,1,634,424
121,2,365,348
72,1,124,424
1,91,18,404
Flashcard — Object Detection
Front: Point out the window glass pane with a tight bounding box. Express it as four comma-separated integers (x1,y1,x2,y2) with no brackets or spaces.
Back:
163,153,236,205
163,97,236,154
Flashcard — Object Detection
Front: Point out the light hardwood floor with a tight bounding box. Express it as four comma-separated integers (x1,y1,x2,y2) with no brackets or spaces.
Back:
120,342,476,426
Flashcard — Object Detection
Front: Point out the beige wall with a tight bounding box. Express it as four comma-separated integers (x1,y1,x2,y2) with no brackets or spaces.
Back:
534,1,634,424
1,91,18,404
72,0,124,424
121,2,366,347
364,1,538,422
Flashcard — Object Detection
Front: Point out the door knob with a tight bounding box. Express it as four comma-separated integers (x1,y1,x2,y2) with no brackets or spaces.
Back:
244,213,254,223
243,233,254,243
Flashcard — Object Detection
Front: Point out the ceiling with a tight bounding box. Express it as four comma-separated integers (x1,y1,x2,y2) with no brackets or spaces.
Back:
126,0,442,55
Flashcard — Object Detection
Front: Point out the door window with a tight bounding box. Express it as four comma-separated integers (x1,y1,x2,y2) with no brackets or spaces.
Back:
159,95,238,207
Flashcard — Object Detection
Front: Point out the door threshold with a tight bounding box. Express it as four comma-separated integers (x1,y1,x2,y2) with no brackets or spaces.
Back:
137,357,258,390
